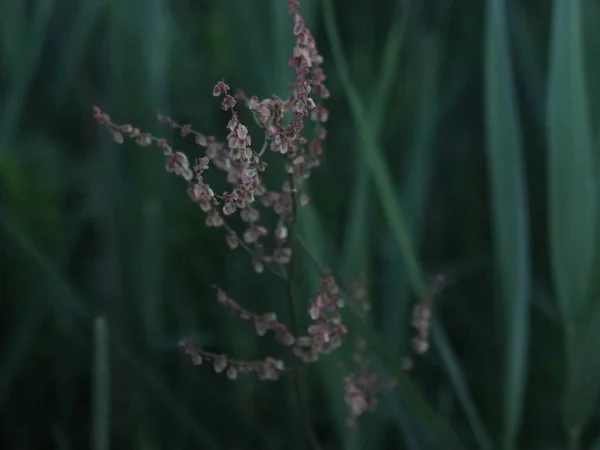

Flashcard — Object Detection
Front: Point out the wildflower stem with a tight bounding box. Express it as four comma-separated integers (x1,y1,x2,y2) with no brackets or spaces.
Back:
258,130,270,157
286,175,323,450
222,223,287,280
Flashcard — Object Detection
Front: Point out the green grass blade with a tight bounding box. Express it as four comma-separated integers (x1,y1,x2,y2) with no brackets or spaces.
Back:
341,2,408,277
370,3,409,131
51,0,105,106
0,0,55,154
133,0,172,347
546,0,595,331
583,0,600,129
92,317,110,450
484,0,531,447
509,2,545,129
547,0,597,433
321,0,422,294
386,398,423,450
341,165,370,279
564,300,600,440
572,1,600,437
432,323,494,450
381,30,441,359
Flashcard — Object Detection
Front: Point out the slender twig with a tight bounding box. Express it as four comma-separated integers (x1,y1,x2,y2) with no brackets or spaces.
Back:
221,222,287,281
286,176,323,450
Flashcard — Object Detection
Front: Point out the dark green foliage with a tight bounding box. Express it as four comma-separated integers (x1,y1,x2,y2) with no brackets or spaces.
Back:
1,0,599,449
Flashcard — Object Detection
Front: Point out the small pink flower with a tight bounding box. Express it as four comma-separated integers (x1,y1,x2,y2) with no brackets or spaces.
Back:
212,81,229,96
225,232,238,249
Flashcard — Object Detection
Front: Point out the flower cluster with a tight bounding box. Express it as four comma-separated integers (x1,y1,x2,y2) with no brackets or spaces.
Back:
93,0,328,276
339,273,444,425
180,276,347,380
92,0,448,432
402,275,444,371
294,274,347,362
215,286,296,347
339,272,393,425
342,337,391,426
179,338,286,381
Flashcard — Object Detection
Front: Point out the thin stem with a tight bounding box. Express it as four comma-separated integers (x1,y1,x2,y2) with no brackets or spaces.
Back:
258,129,270,157
286,176,323,450
222,222,287,281
568,428,581,450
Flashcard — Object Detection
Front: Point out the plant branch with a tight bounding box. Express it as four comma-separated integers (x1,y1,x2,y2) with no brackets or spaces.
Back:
221,222,287,281
286,175,323,450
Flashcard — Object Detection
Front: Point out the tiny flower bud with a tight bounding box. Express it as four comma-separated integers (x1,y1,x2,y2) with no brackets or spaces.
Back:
254,319,268,336
226,366,238,380
111,131,124,144
263,312,277,322
213,355,228,373
225,232,238,249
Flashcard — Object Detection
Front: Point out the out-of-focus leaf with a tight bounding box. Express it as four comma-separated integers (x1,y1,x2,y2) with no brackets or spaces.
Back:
432,323,494,450
484,0,531,447
564,300,600,441
92,317,110,450
0,297,47,406
0,211,221,449
0,0,55,154
51,0,105,105
546,0,595,330
546,0,597,433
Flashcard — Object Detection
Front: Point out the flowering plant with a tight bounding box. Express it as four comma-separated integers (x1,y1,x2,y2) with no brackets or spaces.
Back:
93,0,439,443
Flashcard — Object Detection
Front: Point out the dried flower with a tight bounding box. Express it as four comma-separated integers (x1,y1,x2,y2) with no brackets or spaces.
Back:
405,275,444,363
290,274,347,363
178,339,286,382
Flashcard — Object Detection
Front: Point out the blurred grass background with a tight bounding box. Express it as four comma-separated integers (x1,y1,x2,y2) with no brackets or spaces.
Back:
1,0,600,449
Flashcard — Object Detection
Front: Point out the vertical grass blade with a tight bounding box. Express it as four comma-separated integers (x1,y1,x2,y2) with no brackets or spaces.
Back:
341,2,408,277
92,317,110,450
484,0,531,447
564,299,600,440
546,0,595,331
0,0,55,154
509,2,545,130
432,324,494,450
51,0,105,105
380,32,441,355
547,0,597,435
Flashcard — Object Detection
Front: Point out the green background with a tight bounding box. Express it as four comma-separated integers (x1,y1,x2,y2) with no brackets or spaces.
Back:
1,0,600,449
